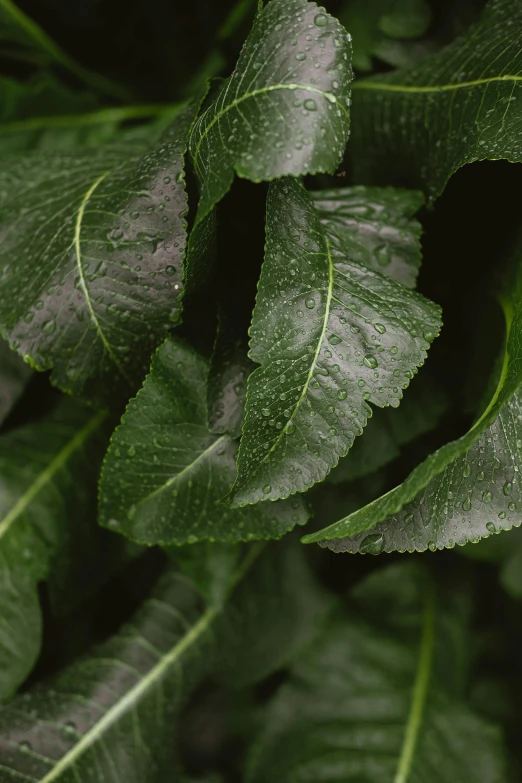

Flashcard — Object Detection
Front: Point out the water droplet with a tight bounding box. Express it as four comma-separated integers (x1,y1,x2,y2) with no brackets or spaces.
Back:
18,741,31,752
286,422,296,435
296,52,306,61
165,265,176,275
42,318,56,335
127,445,136,457
509,502,516,512
360,533,385,555
337,389,348,400
374,323,386,334
305,297,315,309
462,496,472,511
482,490,493,503
328,334,341,345
486,521,496,534
263,484,271,494
463,463,471,478
314,12,328,26
363,354,378,369
428,541,437,552
303,98,317,111
404,513,414,524
503,481,513,495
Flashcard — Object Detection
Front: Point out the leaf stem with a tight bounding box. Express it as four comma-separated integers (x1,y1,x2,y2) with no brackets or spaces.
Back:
394,584,436,783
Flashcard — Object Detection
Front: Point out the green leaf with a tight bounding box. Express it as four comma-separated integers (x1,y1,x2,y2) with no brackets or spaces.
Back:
339,0,431,72
309,184,424,289
0,105,194,404
228,177,441,505
303,245,522,553
350,0,522,199
326,370,446,484
0,399,108,700
0,0,130,100
246,562,508,783
0,541,330,781
99,337,309,545
0,338,32,426
207,313,255,438
189,0,352,224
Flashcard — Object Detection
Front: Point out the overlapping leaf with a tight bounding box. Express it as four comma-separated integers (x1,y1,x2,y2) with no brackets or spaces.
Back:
0,399,109,700
189,0,352,223
326,371,446,484
303,244,522,553
0,542,331,782
350,0,522,199
247,562,507,783
228,177,441,505
0,104,195,404
99,337,309,545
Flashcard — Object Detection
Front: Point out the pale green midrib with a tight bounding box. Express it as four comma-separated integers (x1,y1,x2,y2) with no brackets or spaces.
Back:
394,586,436,783
470,296,514,433
135,435,228,507
0,104,182,135
233,236,334,500
302,296,515,544
353,74,522,95
74,172,131,385
0,0,129,100
38,544,264,783
192,83,345,164
0,410,106,541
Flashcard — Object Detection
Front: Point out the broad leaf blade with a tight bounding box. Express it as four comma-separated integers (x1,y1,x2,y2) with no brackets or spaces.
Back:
189,0,352,223
0,337,31,426
229,178,440,505
0,541,330,781
0,106,195,404
99,337,309,545
246,562,507,783
326,371,446,484
303,245,522,552
350,0,522,199
0,399,109,700
309,185,424,288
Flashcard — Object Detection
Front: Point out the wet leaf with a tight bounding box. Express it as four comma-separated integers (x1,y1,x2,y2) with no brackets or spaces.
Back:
99,337,309,545
350,0,522,199
303,240,522,552
0,105,195,405
228,177,440,505
189,0,352,223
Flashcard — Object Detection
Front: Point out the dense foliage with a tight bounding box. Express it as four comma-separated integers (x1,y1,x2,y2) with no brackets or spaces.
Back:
0,0,521,780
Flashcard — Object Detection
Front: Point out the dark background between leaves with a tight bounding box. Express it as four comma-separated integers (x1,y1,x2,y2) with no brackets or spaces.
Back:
4,0,522,779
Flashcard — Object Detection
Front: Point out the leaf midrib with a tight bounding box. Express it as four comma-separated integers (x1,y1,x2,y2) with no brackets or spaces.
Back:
192,83,344,167
39,544,264,783
394,585,436,783
0,410,106,542
74,171,132,387
134,434,228,508
233,237,334,499
353,74,522,95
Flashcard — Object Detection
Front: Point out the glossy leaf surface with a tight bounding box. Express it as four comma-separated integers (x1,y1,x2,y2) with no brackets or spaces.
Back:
304,247,522,552
99,337,309,545
350,0,522,199
0,105,194,404
247,562,507,783
229,178,440,505
189,0,352,223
